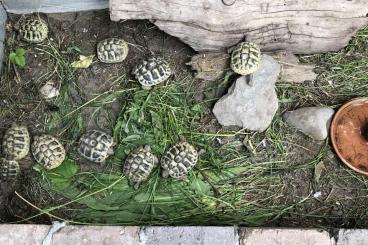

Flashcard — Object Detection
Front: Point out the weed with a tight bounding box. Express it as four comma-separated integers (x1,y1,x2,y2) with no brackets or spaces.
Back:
9,48,26,67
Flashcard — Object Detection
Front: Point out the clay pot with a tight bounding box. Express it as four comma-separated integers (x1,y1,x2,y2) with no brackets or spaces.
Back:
331,98,368,175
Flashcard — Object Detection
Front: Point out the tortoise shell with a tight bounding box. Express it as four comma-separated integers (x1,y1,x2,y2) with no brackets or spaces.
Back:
2,124,30,160
97,38,129,63
230,42,261,76
78,130,114,163
19,18,48,43
132,57,171,89
161,141,198,179
123,145,157,189
0,158,20,182
31,135,66,170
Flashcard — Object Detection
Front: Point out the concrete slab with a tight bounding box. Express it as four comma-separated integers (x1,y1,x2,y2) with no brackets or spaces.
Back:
335,229,368,245
0,224,50,245
3,0,108,14
140,226,239,245
239,228,331,245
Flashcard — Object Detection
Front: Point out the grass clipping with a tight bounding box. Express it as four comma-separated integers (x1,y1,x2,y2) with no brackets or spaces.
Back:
29,81,285,225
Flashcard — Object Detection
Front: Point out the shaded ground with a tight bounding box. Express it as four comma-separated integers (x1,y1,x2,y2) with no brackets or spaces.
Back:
0,10,368,228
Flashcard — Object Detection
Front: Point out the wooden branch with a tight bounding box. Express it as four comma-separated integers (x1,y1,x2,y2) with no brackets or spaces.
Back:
110,0,368,53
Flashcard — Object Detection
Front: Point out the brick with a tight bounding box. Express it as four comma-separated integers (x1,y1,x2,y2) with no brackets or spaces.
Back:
335,229,368,245
239,228,331,245
53,225,140,245
140,226,239,245
0,224,50,245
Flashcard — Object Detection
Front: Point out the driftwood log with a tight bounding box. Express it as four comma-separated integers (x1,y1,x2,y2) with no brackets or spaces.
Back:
110,0,368,53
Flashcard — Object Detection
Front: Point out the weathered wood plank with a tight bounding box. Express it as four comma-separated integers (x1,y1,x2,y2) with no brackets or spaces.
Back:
3,0,108,14
110,0,368,53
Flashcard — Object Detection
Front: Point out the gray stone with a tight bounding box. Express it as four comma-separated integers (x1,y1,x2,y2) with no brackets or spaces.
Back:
140,226,239,245
283,107,335,140
335,229,368,245
213,55,280,132
3,0,108,14
0,4,7,72
239,228,331,245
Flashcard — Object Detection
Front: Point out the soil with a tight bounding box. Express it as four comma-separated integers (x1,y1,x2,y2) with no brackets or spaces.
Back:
1,10,367,227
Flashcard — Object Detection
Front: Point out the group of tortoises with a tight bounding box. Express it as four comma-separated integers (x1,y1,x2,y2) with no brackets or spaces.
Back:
1,17,262,189
0,123,200,190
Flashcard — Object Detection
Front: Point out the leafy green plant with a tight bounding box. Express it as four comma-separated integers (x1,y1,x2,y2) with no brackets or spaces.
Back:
9,48,26,67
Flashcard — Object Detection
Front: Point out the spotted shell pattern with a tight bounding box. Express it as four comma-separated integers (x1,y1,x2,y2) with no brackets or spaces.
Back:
97,38,129,63
0,158,20,182
230,42,261,76
132,57,171,87
78,130,114,163
2,124,30,160
31,135,66,170
161,142,198,178
19,18,48,43
123,146,156,185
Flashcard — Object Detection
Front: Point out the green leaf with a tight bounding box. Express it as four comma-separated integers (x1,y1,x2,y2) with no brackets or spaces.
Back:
45,159,80,191
49,177,72,191
47,158,79,178
15,48,25,56
9,52,16,63
190,175,212,194
14,56,26,67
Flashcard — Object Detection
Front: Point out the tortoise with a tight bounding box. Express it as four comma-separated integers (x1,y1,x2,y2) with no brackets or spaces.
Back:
161,138,199,179
97,38,129,63
132,57,171,89
31,135,66,170
230,42,261,85
2,123,30,160
18,17,48,43
123,145,158,189
78,130,114,163
0,158,20,182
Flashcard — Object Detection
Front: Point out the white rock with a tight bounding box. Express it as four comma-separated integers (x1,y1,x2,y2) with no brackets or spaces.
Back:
39,82,60,99
283,107,335,140
213,55,280,132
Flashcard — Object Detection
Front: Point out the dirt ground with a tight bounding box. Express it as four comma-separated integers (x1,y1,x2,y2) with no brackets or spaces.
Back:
1,10,368,227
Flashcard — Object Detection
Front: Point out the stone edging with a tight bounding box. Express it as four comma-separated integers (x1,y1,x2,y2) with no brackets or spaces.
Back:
0,224,365,245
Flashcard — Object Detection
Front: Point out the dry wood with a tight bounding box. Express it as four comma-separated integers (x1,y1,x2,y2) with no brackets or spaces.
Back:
110,0,368,53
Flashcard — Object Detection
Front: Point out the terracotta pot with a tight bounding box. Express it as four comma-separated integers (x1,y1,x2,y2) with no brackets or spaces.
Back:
331,97,368,175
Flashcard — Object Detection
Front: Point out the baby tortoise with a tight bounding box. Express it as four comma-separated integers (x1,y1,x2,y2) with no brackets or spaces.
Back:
123,145,158,190
78,130,114,164
31,135,66,170
161,138,199,179
2,123,30,160
132,57,171,89
230,42,261,86
97,38,129,63
0,158,20,182
18,17,48,43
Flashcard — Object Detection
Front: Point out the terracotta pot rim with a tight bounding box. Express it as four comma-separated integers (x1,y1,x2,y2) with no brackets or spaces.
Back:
330,97,368,176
